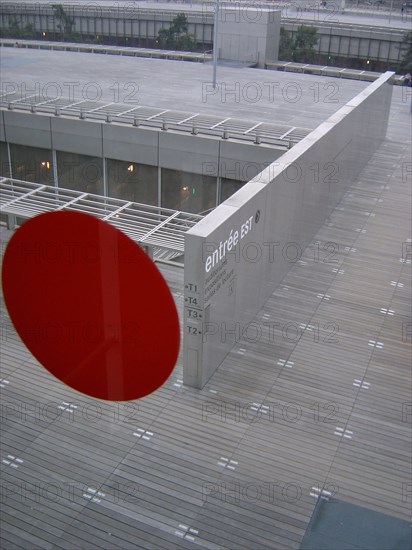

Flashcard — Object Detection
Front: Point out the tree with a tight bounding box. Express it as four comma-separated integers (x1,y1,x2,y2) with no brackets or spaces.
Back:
157,13,197,51
279,27,294,61
7,17,21,37
278,25,319,64
171,13,188,35
52,4,75,41
20,22,36,39
399,31,412,73
0,17,36,39
293,26,319,63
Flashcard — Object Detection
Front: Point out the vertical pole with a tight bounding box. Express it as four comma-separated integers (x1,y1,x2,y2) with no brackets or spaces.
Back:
157,166,161,208
157,132,161,209
216,176,221,205
216,140,221,205
388,0,394,25
102,157,108,196
52,150,58,186
212,0,220,89
6,142,13,179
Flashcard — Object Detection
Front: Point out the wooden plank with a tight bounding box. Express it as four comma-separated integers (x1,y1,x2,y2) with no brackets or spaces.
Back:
0,87,410,549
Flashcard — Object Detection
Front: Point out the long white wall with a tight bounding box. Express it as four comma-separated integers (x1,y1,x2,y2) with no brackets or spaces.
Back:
183,71,394,388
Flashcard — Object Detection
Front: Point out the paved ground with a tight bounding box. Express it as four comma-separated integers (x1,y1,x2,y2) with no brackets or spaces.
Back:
1,48,369,129
0,75,411,549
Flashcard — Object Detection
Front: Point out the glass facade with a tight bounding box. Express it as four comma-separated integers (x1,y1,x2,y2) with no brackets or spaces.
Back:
56,151,104,195
107,159,158,206
0,141,11,178
9,144,54,184
220,177,246,204
161,168,216,214
0,143,246,214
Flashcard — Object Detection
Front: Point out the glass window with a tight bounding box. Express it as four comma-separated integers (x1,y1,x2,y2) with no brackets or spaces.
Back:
56,151,103,195
0,141,11,178
107,159,158,206
9,144,54,184
220,177,247,204
161,168,216,214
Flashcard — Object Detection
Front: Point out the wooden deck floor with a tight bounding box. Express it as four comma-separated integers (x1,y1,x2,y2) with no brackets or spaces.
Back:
0,86,411,549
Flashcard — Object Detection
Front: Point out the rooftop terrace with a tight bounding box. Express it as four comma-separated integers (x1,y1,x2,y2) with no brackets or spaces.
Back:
0,46,411,549
1,47,370,130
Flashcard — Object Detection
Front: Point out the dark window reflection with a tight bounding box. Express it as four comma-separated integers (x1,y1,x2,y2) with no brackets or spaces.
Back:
162,168,216,213
56,151,103,194
9,144,54,184
107,159,158,206
0,141,11,178
220,177,247,204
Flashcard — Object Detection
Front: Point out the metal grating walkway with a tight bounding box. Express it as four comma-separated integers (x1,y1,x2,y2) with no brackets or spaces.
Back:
0,179,202,259
0,87,410,549
0,91,312,148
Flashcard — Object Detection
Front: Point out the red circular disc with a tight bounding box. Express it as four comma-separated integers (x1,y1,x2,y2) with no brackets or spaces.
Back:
1,211,180,401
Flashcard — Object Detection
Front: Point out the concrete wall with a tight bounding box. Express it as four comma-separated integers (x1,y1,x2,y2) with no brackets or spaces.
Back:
0,111,284,180
218,8,280,67
183,71,394,388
